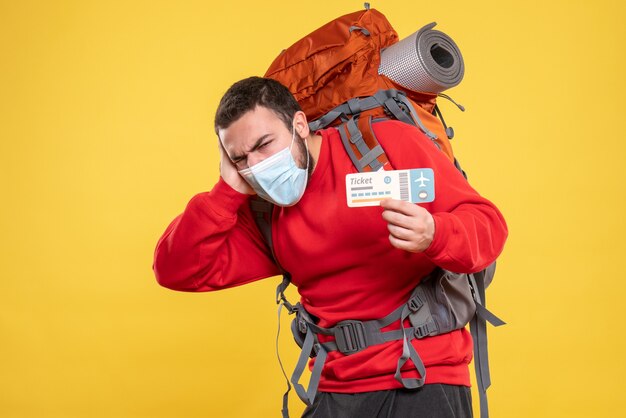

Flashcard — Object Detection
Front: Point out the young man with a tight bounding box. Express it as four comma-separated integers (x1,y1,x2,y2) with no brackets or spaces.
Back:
153,77,508,417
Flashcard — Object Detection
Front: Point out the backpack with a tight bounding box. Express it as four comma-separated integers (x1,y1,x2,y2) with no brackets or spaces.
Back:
252,5,505,418
264,6,464,173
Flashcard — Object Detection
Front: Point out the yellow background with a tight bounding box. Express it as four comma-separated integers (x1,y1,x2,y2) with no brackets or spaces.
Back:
1,0,625,417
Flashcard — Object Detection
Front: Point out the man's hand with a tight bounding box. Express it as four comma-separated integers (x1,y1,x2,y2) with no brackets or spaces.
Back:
380,199,435,253
218,139,255,195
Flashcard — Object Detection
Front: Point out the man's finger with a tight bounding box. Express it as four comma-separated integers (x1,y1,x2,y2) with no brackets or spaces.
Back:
387,234,419,252
387,224,414,241
382,210,410,228
380,198,421,217
381,209,414,230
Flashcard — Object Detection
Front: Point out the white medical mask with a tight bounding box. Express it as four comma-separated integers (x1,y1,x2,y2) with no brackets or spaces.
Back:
238,125,309,207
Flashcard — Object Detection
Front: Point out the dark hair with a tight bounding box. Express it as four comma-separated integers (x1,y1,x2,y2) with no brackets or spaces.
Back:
214,76,301,134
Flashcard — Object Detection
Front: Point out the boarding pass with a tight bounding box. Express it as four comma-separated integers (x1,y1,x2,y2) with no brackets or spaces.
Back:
346,168,435,207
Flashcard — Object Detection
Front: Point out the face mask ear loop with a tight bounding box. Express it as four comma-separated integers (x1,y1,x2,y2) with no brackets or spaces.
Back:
289,123,297,152
290,122,310,172
304,137,309,172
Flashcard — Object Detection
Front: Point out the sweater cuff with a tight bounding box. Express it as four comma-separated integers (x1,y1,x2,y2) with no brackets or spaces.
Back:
190,177,251,219
424,212,451,259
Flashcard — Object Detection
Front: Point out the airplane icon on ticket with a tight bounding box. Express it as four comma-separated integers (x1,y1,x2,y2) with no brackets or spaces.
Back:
414,172,431,188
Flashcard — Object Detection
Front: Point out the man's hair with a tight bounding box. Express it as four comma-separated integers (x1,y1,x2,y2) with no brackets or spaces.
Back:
214,76,302,134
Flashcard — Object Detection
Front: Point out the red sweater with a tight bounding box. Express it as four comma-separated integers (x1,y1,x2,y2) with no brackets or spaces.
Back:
153,120,508,393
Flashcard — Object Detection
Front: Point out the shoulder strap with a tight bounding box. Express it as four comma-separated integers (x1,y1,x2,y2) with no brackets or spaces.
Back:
250,196,274,250
338,115,388,172
309,88,439,173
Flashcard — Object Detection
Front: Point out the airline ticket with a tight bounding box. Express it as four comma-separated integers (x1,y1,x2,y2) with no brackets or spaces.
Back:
346,168,435,207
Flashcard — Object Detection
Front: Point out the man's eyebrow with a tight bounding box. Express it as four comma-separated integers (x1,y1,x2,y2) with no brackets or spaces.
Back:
231,134,272,162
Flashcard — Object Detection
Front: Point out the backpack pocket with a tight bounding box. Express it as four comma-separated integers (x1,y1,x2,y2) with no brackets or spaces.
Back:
408,268,477,337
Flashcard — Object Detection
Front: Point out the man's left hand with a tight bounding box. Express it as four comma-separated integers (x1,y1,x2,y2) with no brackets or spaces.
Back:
380,199,435,253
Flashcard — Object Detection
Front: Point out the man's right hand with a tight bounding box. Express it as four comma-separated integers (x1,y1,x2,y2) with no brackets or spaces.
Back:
218,139,255,195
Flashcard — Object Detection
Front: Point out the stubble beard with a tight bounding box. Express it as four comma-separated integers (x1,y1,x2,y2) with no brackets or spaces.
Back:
294,133,314,180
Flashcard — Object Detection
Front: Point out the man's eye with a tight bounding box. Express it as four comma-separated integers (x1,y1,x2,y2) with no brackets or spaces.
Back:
259,142,269,149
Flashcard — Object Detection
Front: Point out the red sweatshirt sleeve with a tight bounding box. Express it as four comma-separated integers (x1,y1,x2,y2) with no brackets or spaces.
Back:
375,121,508,273
153,178,281,291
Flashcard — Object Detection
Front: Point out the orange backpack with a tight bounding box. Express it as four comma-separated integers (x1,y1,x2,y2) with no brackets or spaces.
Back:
264,6,461,172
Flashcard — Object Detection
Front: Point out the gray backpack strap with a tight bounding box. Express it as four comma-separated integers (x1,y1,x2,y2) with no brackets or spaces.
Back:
308,89,441,175
308,93,387,131
337,116,386,172
276,277,296,418
299,285,428,391
276,292,292,418
394,302,427,389
469,262,505,418
290,322,328,406
289,310,331,407
250,196,275,255
392,91,438,140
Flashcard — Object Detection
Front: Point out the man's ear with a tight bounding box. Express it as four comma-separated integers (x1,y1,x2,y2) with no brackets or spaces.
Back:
293,110,310,138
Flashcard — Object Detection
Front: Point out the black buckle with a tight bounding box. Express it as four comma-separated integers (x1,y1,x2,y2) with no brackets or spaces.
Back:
334,320,368,355
298,317,308,334
415,323,433,338
312,343,321,357
408,295,424,313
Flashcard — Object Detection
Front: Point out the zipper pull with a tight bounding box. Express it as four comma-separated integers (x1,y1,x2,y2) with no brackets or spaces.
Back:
433,104,455,140
435,93,465,139
437,93,465,112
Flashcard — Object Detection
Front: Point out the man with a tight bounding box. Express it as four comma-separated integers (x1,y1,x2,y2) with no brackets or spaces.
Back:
153,76,508,417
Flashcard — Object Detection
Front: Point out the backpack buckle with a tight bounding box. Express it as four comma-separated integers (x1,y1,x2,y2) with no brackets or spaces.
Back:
408,294,424,312
298,318,308,334
333,320,368,355
415,322,436,338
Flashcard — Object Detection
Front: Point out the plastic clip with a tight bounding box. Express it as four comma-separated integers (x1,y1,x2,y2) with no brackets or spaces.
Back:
408,295,424,313
334,320,368,355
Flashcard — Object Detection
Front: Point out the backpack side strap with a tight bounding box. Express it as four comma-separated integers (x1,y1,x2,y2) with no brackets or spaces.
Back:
469,262,506,418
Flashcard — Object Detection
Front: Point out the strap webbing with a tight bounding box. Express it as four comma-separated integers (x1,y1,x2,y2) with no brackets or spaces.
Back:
476,303,506,327
309,89,441,175
250,197,274,250
337,119,386,172
308,93,388,131
394,304,427,389
469,264,505,418
276,303,291,418
470,310,491,418
286,282,433,406
346,117,378,167
308,89,434,137
320,326,416,352
393,93,437,140
291,327,316,403
382,96,415,126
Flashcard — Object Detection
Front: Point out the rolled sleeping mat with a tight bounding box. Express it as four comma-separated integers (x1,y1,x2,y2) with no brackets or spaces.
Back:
378,22,464,93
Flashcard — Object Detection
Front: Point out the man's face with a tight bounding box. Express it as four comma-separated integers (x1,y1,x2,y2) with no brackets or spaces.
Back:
219,105,308,172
